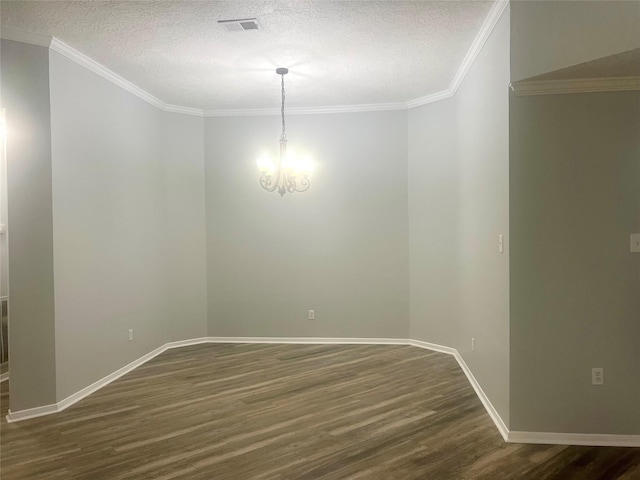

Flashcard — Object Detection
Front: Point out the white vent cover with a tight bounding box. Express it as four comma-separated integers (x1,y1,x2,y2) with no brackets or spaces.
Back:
218,18,261,32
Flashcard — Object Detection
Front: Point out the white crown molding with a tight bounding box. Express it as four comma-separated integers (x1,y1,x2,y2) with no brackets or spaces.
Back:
406,90,454,109
49,38,203,117
406,0,508,109
0,26,52,47
508,431,640,448
2,2,508,117
49,37,165,109
204,102,409,117
161,104,205,117
449,0,509,97
510,76,640,96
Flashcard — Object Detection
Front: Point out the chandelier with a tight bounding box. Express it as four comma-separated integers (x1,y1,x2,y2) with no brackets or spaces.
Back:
257,68,311,196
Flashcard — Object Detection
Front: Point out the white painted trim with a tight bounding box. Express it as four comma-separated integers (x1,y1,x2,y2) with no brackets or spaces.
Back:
406,0,508,108
5,335,639,447
49,38,203,117
508,431,640,448
409,339,456,355
409,339,509,441
164,337,211,349
55,344,167,413
159,104,205,117
203,102,409,117
510,76,640,96
6,403,58,423
49,38,163,109
2,2,508,116
449,0,509,97
6,344,168,422
0,372,8,383
0,26,52,47
206,336,409,345
5,337,408,422
405,90,454,109
452,351,509,441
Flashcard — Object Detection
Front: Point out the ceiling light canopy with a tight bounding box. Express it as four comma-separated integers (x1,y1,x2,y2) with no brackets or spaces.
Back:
257,68,312,196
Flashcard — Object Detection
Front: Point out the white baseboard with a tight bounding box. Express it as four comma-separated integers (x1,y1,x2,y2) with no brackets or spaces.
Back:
5,337,407,423
6,403,58,423
452,351,509,441
409,339,456,355
508,431,640,448
409,339,509,441
6,344,169,423
5,335,639,447
55,344,168,413
165,337,212,349
206,336,409,345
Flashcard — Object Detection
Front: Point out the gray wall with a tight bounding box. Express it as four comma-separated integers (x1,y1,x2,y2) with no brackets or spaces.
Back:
409,7,510,425
1,39,57,411
161,113,207,342
510,0,640,82
205,112,409,339
509,90,640,435
49,50,206,401
1,107,8,299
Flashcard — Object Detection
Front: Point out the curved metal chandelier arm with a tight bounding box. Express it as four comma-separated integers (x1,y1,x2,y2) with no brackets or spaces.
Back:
294,176,311,193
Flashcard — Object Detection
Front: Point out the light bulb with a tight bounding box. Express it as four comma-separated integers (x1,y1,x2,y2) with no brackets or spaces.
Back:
298,157,313,176
257,155,274,175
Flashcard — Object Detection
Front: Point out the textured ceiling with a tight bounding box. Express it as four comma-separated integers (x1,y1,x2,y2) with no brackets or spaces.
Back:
1,1,495,111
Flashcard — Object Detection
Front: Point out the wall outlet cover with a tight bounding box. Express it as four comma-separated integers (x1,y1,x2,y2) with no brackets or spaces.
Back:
592,367,604,385
631,233,640,253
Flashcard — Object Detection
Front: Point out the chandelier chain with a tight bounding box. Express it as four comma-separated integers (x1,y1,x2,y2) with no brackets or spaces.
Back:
280,73,286,142
258,67,310,196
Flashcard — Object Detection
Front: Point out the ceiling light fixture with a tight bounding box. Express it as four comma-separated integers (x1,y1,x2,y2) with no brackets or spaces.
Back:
257,68,312,196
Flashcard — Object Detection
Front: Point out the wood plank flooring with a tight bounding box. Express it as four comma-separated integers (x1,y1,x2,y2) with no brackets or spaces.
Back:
1,344,638,479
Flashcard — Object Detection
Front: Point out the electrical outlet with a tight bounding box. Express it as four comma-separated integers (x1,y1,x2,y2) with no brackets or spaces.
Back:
128,329,134,341
471,337,475,351
498,234,504,253
592,367,603,385
631,234,640,253
308,310,315,320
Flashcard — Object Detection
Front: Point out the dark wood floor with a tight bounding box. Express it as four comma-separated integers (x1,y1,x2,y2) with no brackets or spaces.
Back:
1,344,638,479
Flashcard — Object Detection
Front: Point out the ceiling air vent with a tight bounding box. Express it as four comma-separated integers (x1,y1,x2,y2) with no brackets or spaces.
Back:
218,18,261,32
